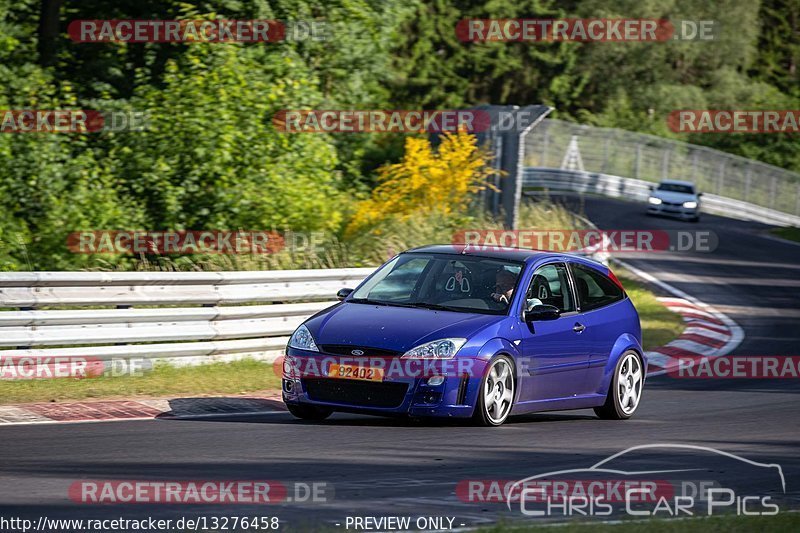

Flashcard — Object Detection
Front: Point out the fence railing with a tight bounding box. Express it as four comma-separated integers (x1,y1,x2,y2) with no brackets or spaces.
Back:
0,268,373,367
524,119,800,218
523,168,800,227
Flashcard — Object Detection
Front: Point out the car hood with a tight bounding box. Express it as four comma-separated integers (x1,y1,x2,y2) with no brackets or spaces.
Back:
306,302,506,353
652,190,697,203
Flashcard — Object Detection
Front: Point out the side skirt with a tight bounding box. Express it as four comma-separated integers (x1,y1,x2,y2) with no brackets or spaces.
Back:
510,393,606,415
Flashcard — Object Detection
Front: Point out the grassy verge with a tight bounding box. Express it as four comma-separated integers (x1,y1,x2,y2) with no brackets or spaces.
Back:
614,266,684,352
770,226,800,243
478,512,800,532
0,359,282,405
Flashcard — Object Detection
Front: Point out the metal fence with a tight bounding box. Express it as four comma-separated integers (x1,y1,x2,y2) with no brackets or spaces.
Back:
0,268,372,369
523,168,800,227
524,119,800,217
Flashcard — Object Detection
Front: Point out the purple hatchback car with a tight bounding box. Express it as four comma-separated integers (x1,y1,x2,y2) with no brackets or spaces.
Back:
283,245,645,426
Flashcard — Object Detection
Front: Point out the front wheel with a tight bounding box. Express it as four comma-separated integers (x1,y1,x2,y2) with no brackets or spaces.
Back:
595,351,644,420
473,355,515,426
285,400,333,421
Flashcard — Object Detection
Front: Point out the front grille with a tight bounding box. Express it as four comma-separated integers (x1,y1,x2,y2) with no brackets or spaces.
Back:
303,378,408,408
318,344,402,357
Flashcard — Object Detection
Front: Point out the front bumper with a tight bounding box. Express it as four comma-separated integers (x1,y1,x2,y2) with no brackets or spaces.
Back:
647,202,698,219
282,348,489,418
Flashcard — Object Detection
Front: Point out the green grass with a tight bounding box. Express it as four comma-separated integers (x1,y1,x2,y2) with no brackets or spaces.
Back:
477,512,800,532
770,226,800,243
0,359,282,405
614,267,684,352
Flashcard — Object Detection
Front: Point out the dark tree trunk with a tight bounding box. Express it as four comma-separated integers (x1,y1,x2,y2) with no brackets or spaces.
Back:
37,0,64,66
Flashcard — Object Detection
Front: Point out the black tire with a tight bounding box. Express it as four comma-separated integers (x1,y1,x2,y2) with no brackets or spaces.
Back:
594,351,644,420
473,355,515,427
285,401,333,421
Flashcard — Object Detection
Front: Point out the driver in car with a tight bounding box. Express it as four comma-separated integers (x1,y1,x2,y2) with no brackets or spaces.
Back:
490,269,517,305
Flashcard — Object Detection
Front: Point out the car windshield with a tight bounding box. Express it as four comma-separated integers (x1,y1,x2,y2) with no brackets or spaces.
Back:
350,253,524,315
657,183,695,194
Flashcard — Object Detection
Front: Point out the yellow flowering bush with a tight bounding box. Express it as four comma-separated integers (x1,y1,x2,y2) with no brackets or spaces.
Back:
346,130,498,235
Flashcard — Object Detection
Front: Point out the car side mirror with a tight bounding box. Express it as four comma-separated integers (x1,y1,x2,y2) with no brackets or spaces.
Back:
697,192,703,197
524,304,561,321
649,185,654,191
337,288,354,301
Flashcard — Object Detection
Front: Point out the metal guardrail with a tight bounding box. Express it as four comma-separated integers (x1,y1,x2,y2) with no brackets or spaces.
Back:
525,119,800,219
523,167,800,228
0,268,373,366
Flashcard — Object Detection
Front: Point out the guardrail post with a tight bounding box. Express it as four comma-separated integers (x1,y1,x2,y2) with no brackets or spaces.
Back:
17,306,33,350
634,144,641,179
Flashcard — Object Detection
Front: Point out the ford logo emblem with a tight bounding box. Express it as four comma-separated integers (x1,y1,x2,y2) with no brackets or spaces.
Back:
351,349,364,356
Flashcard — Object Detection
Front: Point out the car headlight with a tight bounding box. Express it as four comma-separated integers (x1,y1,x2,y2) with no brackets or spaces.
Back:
648,197,662,205
401,338,467,359
683,201,698,209
288,324,319,351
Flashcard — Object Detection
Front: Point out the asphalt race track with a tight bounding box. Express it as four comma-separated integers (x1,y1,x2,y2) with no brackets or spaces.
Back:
1,196,799,530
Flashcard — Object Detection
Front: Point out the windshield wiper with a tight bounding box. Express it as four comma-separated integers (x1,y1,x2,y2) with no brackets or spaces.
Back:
348,298,415,308
408,302,464,312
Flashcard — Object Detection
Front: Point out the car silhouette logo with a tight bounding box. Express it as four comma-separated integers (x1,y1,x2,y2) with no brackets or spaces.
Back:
351,349,364,356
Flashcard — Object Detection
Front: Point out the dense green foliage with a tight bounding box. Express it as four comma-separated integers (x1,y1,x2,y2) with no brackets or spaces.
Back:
0,0,797,270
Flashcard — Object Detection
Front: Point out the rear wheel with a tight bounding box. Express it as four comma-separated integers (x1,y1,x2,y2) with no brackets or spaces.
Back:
595,351,643,420
473,355,515,426
284,399,333,421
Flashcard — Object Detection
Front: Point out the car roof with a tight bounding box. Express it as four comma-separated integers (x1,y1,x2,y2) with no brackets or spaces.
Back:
658,179,696,187
403,244,606,268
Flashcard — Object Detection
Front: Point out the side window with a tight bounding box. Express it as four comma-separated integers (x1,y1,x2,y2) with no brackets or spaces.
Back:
571,263,624,311
525,263,575,313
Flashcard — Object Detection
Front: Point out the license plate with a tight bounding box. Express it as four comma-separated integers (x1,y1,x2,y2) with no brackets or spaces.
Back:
328,363,384,382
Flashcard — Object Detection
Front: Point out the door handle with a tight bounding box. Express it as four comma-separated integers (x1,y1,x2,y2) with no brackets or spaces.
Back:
573,323,586,333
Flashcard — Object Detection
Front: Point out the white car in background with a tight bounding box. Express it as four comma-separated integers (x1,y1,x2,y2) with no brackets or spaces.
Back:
647,180,702,222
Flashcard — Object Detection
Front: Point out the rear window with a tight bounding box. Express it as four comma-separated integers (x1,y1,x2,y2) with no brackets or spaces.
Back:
570,263,625,312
